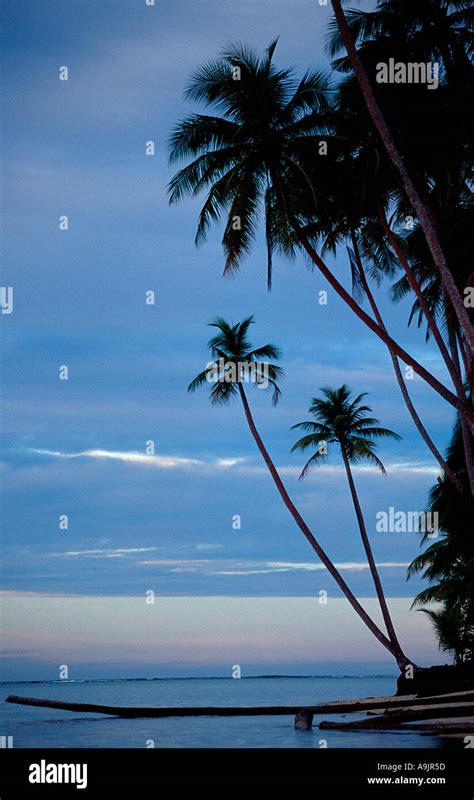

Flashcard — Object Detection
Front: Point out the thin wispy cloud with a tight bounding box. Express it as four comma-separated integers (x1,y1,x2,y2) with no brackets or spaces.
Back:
195,543,222,551
42,548,411,575
30,448,244,471
137,558,411,576
29,448,439,478
50,547,161,559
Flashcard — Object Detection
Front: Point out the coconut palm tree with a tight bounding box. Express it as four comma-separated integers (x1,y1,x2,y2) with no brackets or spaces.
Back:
347,234,465,494
408,416,474,601
408,414,474,664
390,199,474,493
327,0,474,93
327,0,474,492
167,40,470,421
189,316,412,668
298,143,466,491
328,0,474,354
291,385,408,663
421,601,474,666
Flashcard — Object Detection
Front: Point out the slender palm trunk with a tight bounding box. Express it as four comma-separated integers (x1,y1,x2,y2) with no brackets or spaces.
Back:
288,217,473,421
351,233,464,494
271,176,472,421
340,447,407,663
376,203,461,389
374,212,474,490
457,331,470,382
447,310,474,494
237,383,413,670
329,0,474,356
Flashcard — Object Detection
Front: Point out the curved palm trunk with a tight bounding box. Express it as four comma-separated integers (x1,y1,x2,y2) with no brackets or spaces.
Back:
446,309,474,495
271,176,472,422
351,233,464,494
376,203,461,390
237,383,412,670
371,215,473,490
329,0,474,356
457,331,470,382
289,218,473,422
340,447,408,664
388,353,462,494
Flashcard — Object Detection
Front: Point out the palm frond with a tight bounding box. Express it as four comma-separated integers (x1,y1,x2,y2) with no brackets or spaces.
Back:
347,244,367,304
168,147,245,205
187,366,215,394
222,166,262,275
299,449,329,480
277,69,331,127
194,164,245,246
291,431,330,453
168,115,240,164
249,343,282,361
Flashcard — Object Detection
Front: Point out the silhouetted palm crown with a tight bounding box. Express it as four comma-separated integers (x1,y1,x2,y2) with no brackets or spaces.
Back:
187,316,283,405
292,385,401,478
168,40,332,287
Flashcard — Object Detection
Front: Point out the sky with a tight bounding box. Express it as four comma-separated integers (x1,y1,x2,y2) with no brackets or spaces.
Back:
0,0,455,678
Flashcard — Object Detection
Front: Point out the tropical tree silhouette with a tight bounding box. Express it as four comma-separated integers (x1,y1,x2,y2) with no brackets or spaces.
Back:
167,40,471,426
408,416,474,663
189,317,412,668
328,0,474,354
327,0,474,492
291,384,408,665
421,603,474,666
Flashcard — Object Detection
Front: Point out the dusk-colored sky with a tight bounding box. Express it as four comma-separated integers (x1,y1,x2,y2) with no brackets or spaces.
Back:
1,0,452,676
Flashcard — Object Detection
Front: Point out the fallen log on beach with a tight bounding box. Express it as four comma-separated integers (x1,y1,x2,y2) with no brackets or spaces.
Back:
7,689,474,731
6,690,474,717
4,694,425,719
6,695,312,718
319,702,474,730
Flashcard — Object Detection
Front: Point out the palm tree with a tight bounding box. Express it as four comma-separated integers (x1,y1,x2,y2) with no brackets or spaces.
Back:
327,0,474,110
189,316,412,668
421,603,474,666
328,0,474,355
327,0,474,492
408,415,474,664
408,416,474,598
291,385,408,665
297,135,466,491
389,198,474,493
347,234,464,494
167,40,470,420
408,416,473,588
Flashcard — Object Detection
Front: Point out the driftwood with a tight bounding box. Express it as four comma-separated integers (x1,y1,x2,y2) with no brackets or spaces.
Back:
6,695,313,718
7,689,474,719
7,690,474,736
319,702,474,730
415,718,474,733
320,718,474,734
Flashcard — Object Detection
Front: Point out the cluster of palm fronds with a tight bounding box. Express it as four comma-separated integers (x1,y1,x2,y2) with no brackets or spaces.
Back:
408,418,474,664
169,1,473,667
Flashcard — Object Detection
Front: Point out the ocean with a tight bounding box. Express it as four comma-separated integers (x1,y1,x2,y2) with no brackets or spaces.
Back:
0,676,442,749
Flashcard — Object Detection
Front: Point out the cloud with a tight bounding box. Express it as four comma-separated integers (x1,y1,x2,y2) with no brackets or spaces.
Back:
49,547,161,559
29,447,439,478
265,561,412,572
195,543,222,551
31,448,244,471
276,463,439,478
41,547,412,575
137,557,411,576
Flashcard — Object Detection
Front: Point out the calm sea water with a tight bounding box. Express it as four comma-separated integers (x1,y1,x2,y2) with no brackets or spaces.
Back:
0,676,442,749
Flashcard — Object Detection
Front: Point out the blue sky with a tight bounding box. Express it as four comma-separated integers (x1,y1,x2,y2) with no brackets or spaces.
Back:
0,0,455,675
